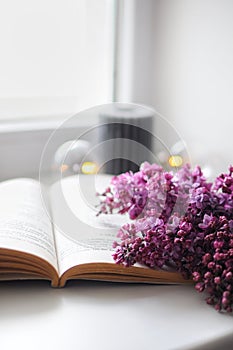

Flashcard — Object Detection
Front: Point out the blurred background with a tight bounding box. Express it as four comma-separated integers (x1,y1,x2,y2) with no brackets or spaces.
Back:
0,0,232,179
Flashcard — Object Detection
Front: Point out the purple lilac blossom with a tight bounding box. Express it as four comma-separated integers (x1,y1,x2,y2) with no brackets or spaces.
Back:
97,163,233,312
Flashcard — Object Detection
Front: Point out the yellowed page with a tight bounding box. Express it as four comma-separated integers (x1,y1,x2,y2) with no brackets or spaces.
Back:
49,175,128,277
0,178,58,270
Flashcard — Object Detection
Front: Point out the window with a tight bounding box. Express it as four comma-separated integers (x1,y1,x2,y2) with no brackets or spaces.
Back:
0,0,115,121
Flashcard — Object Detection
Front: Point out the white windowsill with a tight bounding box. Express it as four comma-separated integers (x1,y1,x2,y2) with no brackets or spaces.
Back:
0,115,70,133
0,97,102,133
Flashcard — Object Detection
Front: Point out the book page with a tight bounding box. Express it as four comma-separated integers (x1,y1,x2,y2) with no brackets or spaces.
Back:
49,175,128,276
0,178,58,270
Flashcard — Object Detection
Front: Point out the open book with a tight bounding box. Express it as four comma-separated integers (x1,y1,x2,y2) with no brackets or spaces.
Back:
0,175,189,287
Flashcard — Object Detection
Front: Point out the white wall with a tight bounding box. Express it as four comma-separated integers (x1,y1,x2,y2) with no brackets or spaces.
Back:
151,0,233,175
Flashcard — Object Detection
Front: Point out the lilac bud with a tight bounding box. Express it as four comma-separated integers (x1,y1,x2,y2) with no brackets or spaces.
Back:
177,230,186,237
226,272,232,281
214,277,221,285
193,272,201,282
222,297,229,308
208,261,215,269
213,240,224,249
202,253,212,265
213,252,221,261
204,271,212,279
195,282,204,292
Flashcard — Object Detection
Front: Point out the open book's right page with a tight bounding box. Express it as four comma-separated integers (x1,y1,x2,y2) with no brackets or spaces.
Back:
49,175,128,277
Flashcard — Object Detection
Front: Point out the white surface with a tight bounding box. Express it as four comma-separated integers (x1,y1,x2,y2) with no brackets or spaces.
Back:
0,280,232,350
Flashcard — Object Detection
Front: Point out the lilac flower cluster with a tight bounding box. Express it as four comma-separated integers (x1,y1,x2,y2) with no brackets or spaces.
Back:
98,163,233,312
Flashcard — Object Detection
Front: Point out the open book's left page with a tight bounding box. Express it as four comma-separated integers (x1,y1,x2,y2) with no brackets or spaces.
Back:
0,178,58,272
49,175,128,278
